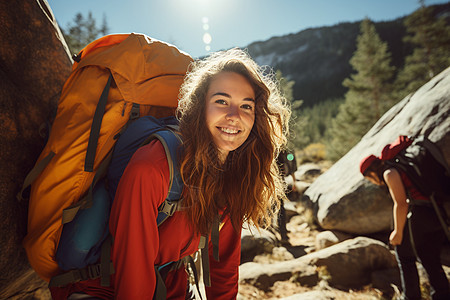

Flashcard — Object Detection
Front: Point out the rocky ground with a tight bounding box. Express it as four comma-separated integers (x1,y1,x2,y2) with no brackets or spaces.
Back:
236,160,450,300
238,210,450,299
238,219,384,298
237,203,387,300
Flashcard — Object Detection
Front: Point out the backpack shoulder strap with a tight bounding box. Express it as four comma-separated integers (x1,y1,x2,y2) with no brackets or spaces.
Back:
143,127,184,226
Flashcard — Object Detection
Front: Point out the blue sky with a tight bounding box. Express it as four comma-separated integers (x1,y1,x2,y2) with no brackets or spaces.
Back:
48,0,448,58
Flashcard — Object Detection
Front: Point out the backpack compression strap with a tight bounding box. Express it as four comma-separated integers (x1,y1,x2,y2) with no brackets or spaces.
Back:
84,72,141,172
61,150,113,224
17,151,55,202
84,73,112,172
61,102,141,224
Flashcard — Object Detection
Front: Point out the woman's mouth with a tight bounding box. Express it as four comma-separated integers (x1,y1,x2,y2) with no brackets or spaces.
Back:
219,127,240,134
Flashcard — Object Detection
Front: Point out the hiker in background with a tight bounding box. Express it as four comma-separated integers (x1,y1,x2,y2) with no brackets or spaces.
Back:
359,154,450,300
276,149,297,243
52,48,289,299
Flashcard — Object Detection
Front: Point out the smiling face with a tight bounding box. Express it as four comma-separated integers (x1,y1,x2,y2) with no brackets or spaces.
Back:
205,71,256,162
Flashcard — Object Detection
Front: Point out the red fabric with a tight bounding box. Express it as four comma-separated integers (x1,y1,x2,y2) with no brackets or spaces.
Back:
50,278,114,299
399,170,428,201
205,215,241,299
52,140,241,299
380,135,413,160
379,136,427,200
359,154,379,174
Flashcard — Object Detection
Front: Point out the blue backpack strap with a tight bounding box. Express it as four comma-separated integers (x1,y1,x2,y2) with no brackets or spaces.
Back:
147,129,184,226
142,128,185,299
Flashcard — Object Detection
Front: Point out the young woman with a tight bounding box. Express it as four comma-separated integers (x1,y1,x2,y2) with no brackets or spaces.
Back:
51,48,290,299
359,154,449,300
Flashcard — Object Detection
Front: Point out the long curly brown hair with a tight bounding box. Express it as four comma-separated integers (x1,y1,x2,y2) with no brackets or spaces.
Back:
176,48,290,235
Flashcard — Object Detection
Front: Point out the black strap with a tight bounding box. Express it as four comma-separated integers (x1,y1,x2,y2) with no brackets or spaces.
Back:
49,261,114,287
407,194,450,243
201,234,211,287
154,266,167,300
100,235,114,286
84,73,112,172
200,216,220,288
407,198,432,207
211,215,220,262
17,151,55,202
62,150,113,224
49,235,116,288
406,210,419,259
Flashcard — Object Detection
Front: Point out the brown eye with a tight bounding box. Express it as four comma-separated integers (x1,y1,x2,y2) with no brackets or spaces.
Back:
241,104,253,110
215,99,227,105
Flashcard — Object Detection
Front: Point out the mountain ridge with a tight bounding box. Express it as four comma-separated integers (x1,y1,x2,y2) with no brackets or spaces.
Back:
244,3,450,107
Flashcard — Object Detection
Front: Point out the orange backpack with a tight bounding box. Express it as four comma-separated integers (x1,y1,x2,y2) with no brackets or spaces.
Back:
20,33,193,282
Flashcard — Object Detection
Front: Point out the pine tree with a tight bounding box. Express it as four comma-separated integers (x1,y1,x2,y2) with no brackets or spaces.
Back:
290,99,309,150
327,18,395,161
304,98,342,143
61,12,110,55
275,70,308,149
395,0,450,97
276,70,295,103
100,14,110,36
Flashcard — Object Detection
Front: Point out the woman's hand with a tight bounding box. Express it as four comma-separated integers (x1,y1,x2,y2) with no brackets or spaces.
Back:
389,229,403,246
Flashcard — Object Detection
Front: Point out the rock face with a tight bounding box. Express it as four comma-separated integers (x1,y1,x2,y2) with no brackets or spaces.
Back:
0,0,72,298
303,67,450,234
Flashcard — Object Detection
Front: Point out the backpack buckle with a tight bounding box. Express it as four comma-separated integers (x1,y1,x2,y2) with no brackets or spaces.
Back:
87,264,102,279
129,103,140,120
159,200,178,217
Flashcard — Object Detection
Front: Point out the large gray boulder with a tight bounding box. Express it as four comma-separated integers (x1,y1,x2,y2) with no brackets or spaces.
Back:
303,67,450,234
239,237,398,291
305,237,398,289
0,0,72,298
315,230,353,250
239,259,318,291
280,290,344,300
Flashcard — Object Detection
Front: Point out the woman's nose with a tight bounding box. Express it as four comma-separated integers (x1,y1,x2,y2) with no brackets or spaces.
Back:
225,105,239,121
